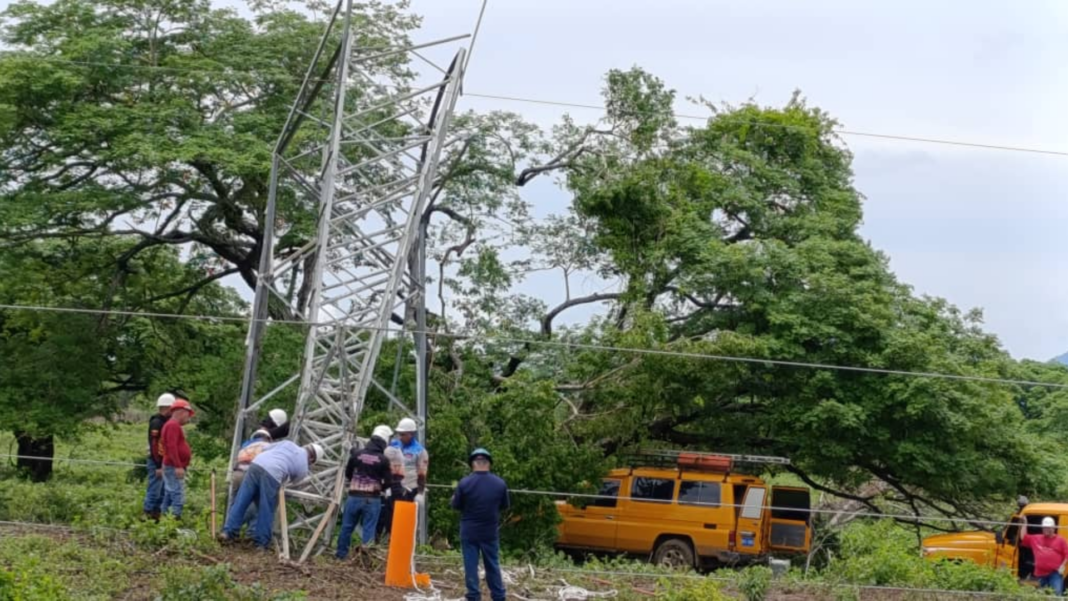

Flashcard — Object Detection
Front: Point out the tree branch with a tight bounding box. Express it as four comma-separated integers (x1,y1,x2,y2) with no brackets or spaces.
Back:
541,292,620,337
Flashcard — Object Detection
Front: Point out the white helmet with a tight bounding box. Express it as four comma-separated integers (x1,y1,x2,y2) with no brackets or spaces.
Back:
372,425,394,441
307,443,324,463
251,429,272,441
156,393,176,408
269,408,288,426
1043,517,1057,528
395,417,418,433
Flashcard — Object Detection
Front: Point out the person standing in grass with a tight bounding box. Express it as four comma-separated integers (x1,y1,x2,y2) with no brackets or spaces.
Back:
143,392,174,521
1019,516,1068,595
451,448,510,601
160,398,194,519
335,425,402,559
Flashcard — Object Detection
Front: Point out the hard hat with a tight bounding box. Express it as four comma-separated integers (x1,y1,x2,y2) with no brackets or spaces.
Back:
1043,517,1057,528
269,408,288,427
469,447,492,465
372,425,394,441
170,399,195,416
395,417,418,433
307,443,324,463
156,393,176,408
251,429,272,441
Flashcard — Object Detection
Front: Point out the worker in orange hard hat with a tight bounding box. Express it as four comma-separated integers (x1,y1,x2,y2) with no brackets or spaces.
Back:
160,396,195,519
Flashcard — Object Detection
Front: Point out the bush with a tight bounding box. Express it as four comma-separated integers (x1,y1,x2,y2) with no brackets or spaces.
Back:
157,565,306,601
656,577,728,601
0,564,70,601
735,565,772,601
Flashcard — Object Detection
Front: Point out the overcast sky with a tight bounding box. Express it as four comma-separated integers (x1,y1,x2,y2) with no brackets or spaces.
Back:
403,0,1068,361
5,0,1065,360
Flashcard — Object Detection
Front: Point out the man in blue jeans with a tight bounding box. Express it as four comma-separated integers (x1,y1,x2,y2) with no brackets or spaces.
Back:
220,441,322,549
142,393,173,521
336,424,402,559
451,448,510,601
1019,515,1068,595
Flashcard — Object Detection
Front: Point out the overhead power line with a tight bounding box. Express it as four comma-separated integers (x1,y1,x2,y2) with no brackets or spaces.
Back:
465,92,1068,158
0,302,1065,390
2,54,1066,158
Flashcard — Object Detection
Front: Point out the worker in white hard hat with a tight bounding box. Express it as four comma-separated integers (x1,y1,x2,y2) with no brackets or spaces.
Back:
335,425,404,559
220,439,322,549
142,392,175,521
377,417,429,542
1018,515,1068,594
260,408,289,441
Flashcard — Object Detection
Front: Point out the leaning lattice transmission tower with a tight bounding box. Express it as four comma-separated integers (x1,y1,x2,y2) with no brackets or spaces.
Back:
227,0,468,561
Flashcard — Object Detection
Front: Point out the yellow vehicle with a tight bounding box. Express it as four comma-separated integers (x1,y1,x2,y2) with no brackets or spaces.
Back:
922,502,1068,580
554,451,812,569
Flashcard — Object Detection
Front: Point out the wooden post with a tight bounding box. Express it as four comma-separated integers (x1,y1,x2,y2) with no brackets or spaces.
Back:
210,470,217,538
299,501,338,564
277,486,290,559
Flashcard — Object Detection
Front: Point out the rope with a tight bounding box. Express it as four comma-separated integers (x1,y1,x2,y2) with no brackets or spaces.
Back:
0,453,142,468
1,303,1064,390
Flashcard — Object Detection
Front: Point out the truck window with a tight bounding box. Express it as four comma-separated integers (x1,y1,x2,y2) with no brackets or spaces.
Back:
592,479,621,508
632,477,674,503
678,481,720,507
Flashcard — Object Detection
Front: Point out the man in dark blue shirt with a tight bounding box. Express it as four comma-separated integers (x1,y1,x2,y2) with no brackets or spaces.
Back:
451,448,510,601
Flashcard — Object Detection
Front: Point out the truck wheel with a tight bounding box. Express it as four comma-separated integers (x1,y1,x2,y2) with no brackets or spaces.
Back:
653,538,695,570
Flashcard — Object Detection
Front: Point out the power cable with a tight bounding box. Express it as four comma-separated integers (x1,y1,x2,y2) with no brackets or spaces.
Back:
1,55,1065,158
464,92,1068,158
423,484,1031,530
0,450,1035,530
0,302,1064,390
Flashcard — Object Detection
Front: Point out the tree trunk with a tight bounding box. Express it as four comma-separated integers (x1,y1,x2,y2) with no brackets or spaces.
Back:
14,432,54,482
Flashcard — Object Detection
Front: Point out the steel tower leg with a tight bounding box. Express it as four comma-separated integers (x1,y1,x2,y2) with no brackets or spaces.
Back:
227,0,467,560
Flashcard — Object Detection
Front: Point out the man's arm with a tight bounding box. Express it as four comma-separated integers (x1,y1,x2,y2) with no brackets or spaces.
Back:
450,480,463,510
344,449,357,482
1058,537,1068,574
416,450,429,495
501,483,511,511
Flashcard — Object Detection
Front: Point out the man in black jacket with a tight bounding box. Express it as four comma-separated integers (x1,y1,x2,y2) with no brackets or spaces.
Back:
142,393,174,521
335,424,403,559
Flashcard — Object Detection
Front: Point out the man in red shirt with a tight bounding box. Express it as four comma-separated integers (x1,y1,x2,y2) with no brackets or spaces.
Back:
160,398,194,519
1019,516,1068,595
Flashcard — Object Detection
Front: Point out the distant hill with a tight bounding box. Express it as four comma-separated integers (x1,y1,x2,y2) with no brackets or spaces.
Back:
1053,353,1068,366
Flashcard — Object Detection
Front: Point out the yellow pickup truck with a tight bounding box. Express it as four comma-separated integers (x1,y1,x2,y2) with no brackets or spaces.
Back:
922,502,1068,580
555,451,812,569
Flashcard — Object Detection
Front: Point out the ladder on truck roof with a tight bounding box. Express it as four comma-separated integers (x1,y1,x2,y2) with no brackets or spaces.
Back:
623,449,791,472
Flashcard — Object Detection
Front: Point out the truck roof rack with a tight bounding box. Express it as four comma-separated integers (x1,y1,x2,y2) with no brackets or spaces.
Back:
620,449,791,473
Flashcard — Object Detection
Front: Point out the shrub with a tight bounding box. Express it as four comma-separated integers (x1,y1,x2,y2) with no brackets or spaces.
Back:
656,577,728,601
735,565,773,601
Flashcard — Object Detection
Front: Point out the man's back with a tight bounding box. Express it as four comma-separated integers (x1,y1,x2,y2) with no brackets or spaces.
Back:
452,472,510,542
252,441,308,484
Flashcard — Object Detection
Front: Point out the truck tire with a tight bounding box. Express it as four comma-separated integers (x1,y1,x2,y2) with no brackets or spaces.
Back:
653,537,695,570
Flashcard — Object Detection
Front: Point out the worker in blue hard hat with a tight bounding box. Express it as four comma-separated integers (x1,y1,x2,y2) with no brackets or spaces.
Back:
451,448,510,601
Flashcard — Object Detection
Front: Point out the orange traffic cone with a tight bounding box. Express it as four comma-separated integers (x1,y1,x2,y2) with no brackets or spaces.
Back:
384,500,431,588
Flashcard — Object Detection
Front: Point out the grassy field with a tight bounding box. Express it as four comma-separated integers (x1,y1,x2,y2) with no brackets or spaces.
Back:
0,422,1048,600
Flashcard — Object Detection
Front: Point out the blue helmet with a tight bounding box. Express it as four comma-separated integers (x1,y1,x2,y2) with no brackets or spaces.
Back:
469,447,492,465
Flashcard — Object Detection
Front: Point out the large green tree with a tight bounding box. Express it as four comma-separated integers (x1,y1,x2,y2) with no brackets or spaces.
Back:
0,238,246,479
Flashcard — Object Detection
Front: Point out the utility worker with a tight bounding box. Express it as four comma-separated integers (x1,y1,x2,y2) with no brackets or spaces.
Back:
379,417,428,541
336,425,403,559
143,393,174,521
1019,516,1068,595
220,440,322,549
261,408,289,441
452,448,510,601
233,429,273,489
159,398,194,519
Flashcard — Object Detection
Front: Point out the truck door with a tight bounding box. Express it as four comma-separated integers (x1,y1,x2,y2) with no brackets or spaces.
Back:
995,514,1021,574
767,486,811,553
563,478,621,550
734,485,766,556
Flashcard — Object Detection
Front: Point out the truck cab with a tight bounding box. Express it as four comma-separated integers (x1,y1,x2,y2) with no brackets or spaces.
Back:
922,502,1068,580
554,451,812,569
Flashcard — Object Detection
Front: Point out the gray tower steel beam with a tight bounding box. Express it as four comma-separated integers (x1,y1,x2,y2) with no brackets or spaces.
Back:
227,0,467,561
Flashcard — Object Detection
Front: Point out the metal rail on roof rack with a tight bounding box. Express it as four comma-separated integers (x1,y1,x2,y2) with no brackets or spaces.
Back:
637,450,791,466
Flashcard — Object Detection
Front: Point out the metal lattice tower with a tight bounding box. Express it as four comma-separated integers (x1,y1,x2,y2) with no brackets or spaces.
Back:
228,0,467,561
